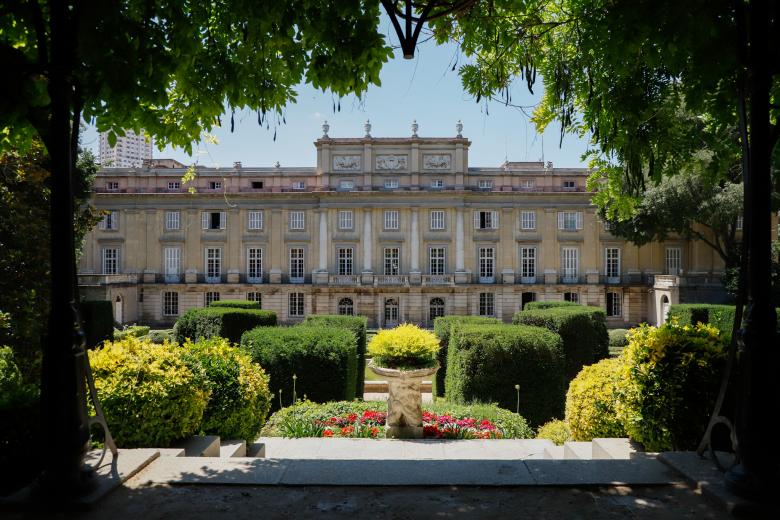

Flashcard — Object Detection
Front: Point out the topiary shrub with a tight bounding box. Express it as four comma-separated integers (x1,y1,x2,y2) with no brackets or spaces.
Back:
608,329,629,356
241,326,357,408
614,322,726,451
89,337,210,448
80,300,114,348
445,323,565,427
667,304,738,341
432,316,500,397
174,307,277,344
513,306,609,381
536,419,572,446
367,324,440,369
209,300,260,309
148,329,174,344
181,337,271,443
113,325,150,340
523,301,583,311
301,315,368,399
565,357,626,441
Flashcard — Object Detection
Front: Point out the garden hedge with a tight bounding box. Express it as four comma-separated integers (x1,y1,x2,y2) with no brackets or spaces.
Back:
565,357,626,441
432,316,500,397
209,300,261,309
523,301,583,311
80,300,114,348
113,325,150,340
174,307,277,344
301,315,368,398
666,304,780,342
445,323,565,426
513,306,609,381
241,326,357,408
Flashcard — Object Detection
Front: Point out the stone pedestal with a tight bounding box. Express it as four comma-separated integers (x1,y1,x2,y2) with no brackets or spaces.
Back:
501,269,515,284
409,271,422,285
184,269,198,284
227,269,240,284
369,362,439,439
268,268,282,284
361,271,374,285
454,270,471,284
585,269,599,284
313,270,329,285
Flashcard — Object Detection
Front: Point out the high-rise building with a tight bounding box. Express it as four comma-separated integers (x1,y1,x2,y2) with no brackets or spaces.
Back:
98,129,153,168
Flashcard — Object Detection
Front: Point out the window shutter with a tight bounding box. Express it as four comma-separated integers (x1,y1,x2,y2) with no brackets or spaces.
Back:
220,211,227,229
491,210,499,229
116,249,121,273
473,211,480,229
111,211,119,230
98,217,107,230
557,212,564,230
576,212,583,229
202,212,208,229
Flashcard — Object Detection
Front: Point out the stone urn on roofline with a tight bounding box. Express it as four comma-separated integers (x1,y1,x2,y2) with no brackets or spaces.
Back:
368,324,440,438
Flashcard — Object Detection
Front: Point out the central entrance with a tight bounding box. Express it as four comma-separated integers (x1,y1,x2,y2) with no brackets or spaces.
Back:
384,297,399,328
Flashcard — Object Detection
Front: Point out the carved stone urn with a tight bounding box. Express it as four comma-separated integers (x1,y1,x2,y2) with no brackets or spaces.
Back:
369,360,439,439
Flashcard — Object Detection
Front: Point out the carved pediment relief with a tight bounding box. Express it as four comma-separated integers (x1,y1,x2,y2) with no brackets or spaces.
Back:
423,154,451,170
333,155,361,171
375,155,408,170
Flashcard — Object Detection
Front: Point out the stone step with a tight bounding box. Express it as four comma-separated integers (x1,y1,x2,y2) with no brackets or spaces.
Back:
563,441,592,460
592,438,636,460
247,442,266,458
543,445,565,460
220,439,247,458
174,435,221,457
158,448,186,457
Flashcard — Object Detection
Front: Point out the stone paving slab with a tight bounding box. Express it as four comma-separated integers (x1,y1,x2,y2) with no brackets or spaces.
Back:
525,457,681,486
137,457,291,486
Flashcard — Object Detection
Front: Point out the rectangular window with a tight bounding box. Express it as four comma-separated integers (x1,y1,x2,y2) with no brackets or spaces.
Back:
248,210,264,230
164,247,180,282
561,247,579,281
563,180,576,190
606,292,622,317
209,181,222,190
205,291,220,306
98,210,119,230
557,211,583,231
520,179,535,189
338,210,354,230
106,181,119,191
338,248,354,276
430,210,445,230
520,247,536,280
289,293,305,317
165,211,180,230
292,181,306,190
473,210,499,230
167,181,181,190
247,292,262,306
289,210,305,230
289,248,305,282
251,181,264,189
520,211,536,230
163,292,179,316
479,247,495,282
430,179,444,189
429,247,446,275
736,215,744,230
665,247,682,275
205,247,221,282
201,211,226,230
384,179,399,189
605,247,621,280
102,248,119,275
478,179,493,190
384,210,399,230
384,247,400,275
479,293,495,317
564,292,579,303
247,248,263,283
339,180,355,191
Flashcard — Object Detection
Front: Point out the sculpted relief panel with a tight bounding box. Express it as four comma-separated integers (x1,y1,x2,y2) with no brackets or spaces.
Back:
375,155,408,171
332,155,361,171
423,154,452,170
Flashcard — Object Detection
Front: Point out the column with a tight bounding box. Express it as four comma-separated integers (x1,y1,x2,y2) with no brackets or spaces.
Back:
501,207,515,284
269,209,283,283
455,207,468,283
410,208,421,284
314,209,329,284
361,209,374,284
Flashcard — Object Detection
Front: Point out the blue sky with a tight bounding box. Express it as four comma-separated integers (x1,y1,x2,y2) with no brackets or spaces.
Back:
81,31,591,169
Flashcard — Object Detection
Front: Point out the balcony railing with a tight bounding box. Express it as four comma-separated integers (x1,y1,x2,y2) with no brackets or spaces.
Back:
559,274,581,284
422,274,453,286
330,275,360,286
375,275,408,286
77,273,139,285
478,275,496,284
516,275,537,284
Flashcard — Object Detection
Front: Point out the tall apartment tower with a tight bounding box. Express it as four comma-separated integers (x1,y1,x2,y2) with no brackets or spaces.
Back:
98,129,153,168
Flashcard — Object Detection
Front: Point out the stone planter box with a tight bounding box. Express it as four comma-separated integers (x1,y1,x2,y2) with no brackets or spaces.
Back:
369,361,439,439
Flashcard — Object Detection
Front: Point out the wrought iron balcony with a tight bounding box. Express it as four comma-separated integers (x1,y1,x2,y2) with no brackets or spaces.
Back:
329,275,361,286
421,274,453,286
375,275,408,286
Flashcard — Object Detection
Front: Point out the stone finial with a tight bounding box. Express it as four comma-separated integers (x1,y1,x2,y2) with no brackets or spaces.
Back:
274,161,281,168
411,119,419,138
456,119,463,137
322,120,330,138
364,119,372,138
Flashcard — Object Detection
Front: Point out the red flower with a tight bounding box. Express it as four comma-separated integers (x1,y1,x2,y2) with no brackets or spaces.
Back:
346,413,358,423
423,425,441,438
323,429,334,437
340,426,355,436
370,427,380,437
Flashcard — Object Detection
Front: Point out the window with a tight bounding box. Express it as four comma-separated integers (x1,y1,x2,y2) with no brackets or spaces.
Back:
606,292,622,317
205,291,220,306
736,215,744,230
167,181,181,190
520,179,535,189
520,247,536,281
205,247,222,282
163,292,179,316
384,298,399,324
251,181,264,189
292,181,306,190
98,210,119,230
384,179,399,189
561,247,579,282
106,181,119,191
479,293,495,317
289,210,305,230
474,210,499,230
429,247,446,275
165,211,180,231
289,248,305,282
521,292,536,310
248,210,264,230
564,292,579,303
384,248,400,275
247,248,263,283
201,211,226,230
557,211,583,231
209,181,222,190
247,292,262,306
384,210,399,230
665,247,682,275
563,180,576,190
163,247,180,282
602,219,615,232
338,210,353,230
478,179,493,190
339,180,355,191
430,210,445,230
338,298,354,316
102,248,119,275
338,248,354,276
429,298,445,322
520,211,536,230
605,248,621,280
479,247,495,282
431,179,444,189
289,293,305,317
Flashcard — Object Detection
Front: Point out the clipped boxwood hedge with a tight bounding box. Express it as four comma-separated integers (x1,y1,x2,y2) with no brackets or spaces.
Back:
241,326,357,408
667,304,737,339
565,357,626,441
432,316,500,397
513,306,609,381
301,315,367,399
523,301,583,311
174,307,277,344
445,323,565,426
113,325,150,340
80,300,114,348
209,300,261,309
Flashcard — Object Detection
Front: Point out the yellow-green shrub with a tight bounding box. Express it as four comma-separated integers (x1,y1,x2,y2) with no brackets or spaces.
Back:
89,337,209,448
368,324,440,369
536,419,572,446
565,357,626,440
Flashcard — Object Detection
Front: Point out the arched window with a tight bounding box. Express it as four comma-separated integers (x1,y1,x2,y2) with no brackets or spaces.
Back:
384,298,399,326
429,297,445,322
338,297,354,316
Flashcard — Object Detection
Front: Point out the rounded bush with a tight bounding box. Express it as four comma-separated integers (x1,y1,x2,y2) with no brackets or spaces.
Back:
536,419,572,446
608,329,629,350
615,322,726,451
565,357,626,441
174,307,277,344
301,315,368,398
182,338,271,443
432,316,500,397
89,337,210,448
368,324,440,369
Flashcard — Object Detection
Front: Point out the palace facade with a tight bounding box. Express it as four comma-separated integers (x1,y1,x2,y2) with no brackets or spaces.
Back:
78,130,748,328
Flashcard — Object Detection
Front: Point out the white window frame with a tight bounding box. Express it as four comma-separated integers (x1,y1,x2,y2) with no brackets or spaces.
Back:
167,181,181,190
289,292,305,317
384,210,400,230
474,210,499,230
98,210,119,230
563,180,576,190
292,181,306,190
606,292,622,318
248,210,264,230
289,210,305,231
247,247,263,283
557,211,583,231
605,247,621,282
430,210,445,230
247,292,262,306
338,210,354,230
520,246,536,282
337,247,354,276
205,247,222,283
479,293,495,317
339,180,355,191
665,247,682,275
736,215,744,230
338,298,354,316
102,248,119,275
202,211,226,230
561,247,579,282
205,291,220,306
564,292,579,303
478,179,493,190
384,179,399,189
163,291,179,316
165,210,180,231
520,211,536,230
429,247,446,275
106,181,119,191
163,246,180,282
289,247,305,282
430,179,444,189
478,247,495,283
520,179,535,189
429,297,445,322
384,247,400,275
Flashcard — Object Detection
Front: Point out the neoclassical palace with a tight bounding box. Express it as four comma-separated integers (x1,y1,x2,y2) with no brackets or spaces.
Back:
78,128,747,328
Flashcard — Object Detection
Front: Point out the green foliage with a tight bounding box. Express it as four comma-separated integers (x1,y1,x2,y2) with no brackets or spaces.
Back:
89,337,210,448
209,300,260,309
301,315,368,399
536,420,572,446
513,307,609,381
523,301,583,311
432,316,500,397
174,307,277,344
367,324,440,369
80,300,115,348
241,326,357,407
0,346,22,394
445,324,565,427
615,322,727,451
181,337,271,443
565,358,626,441
609,329,630,356
113,325,150,340
148,329,174,344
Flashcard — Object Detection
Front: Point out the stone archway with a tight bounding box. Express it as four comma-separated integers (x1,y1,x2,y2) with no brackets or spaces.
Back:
660,295,670,325
114,295,123,325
